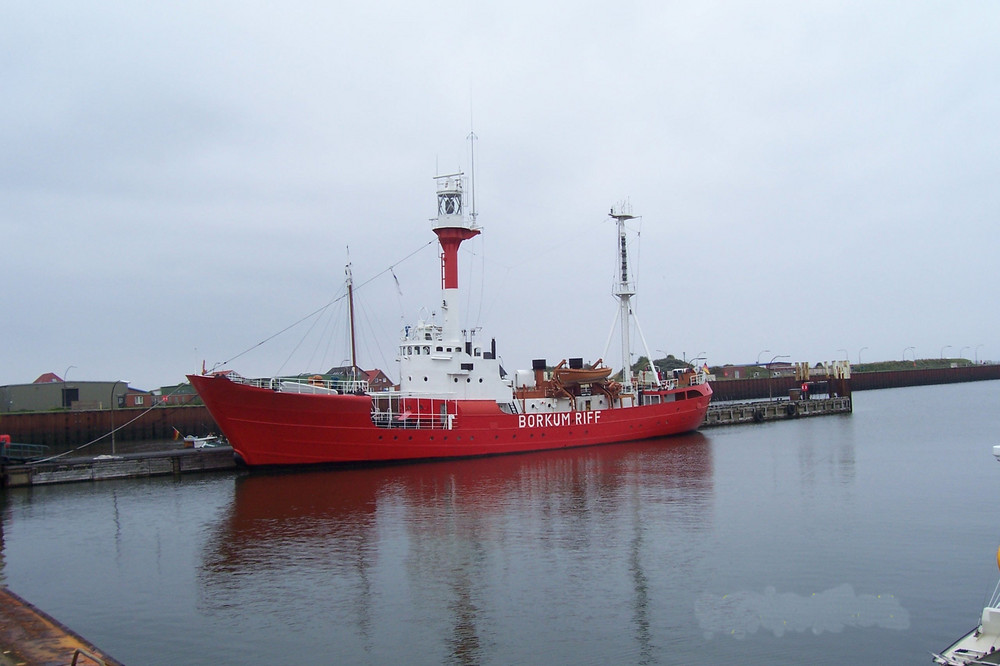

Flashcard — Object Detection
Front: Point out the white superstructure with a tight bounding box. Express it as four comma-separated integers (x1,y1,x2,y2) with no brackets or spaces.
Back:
396,173,514,403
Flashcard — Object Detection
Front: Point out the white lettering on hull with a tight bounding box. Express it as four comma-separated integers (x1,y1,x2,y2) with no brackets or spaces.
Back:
517,411,603,429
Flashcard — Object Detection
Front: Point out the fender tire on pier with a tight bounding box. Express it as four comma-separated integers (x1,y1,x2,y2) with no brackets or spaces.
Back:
785,403,798,417
752,407,765,423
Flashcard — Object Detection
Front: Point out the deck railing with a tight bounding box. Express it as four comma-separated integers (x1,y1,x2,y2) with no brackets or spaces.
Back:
228,375,370,394
633,370,707,391
370,392,457,430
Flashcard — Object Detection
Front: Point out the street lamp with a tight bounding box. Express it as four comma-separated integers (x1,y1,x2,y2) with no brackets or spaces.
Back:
960,346,970,363
858,347,868,365
940,345,951,359
903,346,915,362
110,380,129,455
768,354,789,399
838,348,849,362
976,344,984,364
755,350,770,379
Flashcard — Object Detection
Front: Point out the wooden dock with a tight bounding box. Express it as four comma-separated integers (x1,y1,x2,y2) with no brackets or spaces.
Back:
1,446,237,488
702,395,852,427
0,587,122,666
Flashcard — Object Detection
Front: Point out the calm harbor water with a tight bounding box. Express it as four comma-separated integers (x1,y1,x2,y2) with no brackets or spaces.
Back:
2,381,999,664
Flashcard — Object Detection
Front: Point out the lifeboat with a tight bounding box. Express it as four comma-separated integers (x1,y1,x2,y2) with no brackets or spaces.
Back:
551,359,614,386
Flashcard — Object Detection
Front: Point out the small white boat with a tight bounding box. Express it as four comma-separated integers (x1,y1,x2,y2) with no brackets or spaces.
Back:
934,547,1000,664
173,427,221,448
993,444,1000,462
185,435,219,449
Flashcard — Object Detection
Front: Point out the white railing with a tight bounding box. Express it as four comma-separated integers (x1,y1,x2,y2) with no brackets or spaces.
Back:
370,392,457,430
632,369,708,391
227,375,370,394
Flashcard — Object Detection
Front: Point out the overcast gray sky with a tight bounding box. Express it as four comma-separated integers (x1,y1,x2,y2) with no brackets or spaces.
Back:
4,1,998,390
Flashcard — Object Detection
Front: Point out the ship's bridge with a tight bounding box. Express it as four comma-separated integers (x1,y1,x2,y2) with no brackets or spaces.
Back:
397,321,512,403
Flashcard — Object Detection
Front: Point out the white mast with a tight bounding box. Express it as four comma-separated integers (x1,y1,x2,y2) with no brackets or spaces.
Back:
608,204,660,393
610,205,636,393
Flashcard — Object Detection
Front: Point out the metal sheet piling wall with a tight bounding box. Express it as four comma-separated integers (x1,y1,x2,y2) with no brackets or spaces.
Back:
709,364,1000,401
0,405,217,448
848,364,1000,390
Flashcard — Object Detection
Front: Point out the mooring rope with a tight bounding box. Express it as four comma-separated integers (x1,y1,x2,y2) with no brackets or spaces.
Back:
27,383,195,464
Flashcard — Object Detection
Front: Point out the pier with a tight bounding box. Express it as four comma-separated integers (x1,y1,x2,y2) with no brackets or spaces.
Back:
701,395,852,427
2,446,236,488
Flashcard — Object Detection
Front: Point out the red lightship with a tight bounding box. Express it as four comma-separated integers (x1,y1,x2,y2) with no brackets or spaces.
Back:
189,173,711,466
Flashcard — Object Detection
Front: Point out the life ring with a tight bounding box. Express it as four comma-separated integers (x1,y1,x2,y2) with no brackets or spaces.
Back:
752,408,765,423
0,434,10,444
308,375,325,387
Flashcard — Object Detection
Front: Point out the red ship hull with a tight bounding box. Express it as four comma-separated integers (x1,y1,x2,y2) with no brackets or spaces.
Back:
189,374,712,466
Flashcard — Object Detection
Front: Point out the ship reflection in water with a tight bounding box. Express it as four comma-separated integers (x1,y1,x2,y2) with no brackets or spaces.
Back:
199,433,713,663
